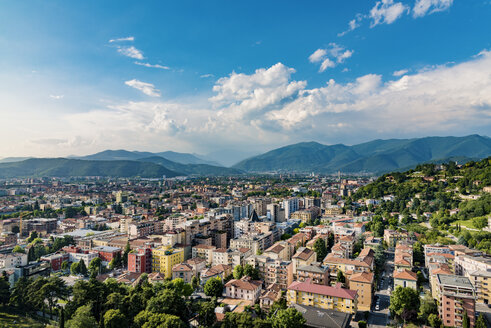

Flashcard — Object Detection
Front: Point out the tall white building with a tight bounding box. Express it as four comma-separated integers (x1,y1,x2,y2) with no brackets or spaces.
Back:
283,198,299,219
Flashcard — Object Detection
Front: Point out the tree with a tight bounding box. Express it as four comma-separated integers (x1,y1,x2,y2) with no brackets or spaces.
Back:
123,241,131,267
204,277,223,298
272,308,306,328
146,289,188,321
89,257,102,277
419,293,438,324
222,312,254,328
66,304,98,328
39,276,69,318
198,300,216,327
134,311,186,328
475,313,487,328
104,309,127,328
61,260,69,271
12,245,25,253
171,278,193,297
59,307,65,328
358,321,367,328
11,226,20,234
234,265,244,280
473,216,488,230
389,287,420,322
191,275,199,290
243,264,260,280
27,231,38,243
463,310,470,328
336,270,345,284
0,276,10,306
71,262,80,275
9,276,29,308
313,238,327,261
79,259,88,276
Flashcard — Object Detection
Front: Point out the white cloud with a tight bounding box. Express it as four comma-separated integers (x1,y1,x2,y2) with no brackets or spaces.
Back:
117,46,144,60
338,14,365,36
309,44,354,72
49,95,64,100
134,62,170,70
125,79,161,97
393,69,409,76
3,51,491,158
109,36,134,43
210,63,306,121
309,49,327,63
320,59,336,72
370,0,409,27
200,74,214,78
413,0,453,18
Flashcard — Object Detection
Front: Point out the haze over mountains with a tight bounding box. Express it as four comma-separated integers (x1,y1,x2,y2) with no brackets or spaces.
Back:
0,135,490,178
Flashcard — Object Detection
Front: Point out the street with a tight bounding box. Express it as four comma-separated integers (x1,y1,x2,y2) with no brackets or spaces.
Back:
367,251,393,328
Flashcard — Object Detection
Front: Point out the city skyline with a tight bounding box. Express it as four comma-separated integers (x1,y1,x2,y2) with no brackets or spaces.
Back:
1,0,491,158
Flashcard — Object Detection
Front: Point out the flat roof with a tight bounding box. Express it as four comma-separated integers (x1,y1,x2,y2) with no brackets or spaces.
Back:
437,274,474,289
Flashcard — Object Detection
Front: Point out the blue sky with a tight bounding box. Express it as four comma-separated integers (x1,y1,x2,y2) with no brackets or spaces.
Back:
1,0,491,163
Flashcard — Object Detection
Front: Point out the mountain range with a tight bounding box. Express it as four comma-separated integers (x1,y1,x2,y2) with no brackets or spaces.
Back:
233,135,491,173
0,135,490,178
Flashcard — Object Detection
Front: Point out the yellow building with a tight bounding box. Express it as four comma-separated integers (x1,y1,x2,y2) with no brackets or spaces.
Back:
468,271,491,305
152,247,184,278
287,279,358,314
348,272,374,312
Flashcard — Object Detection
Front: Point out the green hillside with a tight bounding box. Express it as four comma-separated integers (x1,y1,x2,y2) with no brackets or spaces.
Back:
0,158,181,178
137,156,243,176
233,135,491,173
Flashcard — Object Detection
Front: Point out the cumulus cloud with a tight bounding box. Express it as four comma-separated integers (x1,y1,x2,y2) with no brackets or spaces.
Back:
7,50,491,158
413,0,453,18
117,46,144,60
134,62,170,70
370,0,409,27
125,79,161,97
309,44,354,72
393,69,409,76
109,36,134,43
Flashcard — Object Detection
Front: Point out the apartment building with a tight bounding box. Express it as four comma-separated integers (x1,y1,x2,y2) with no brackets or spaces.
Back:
230,232,274,255
152,247,184,278
191,244,216,265
128,247,152,273
172,263,193,283
436,274,476,328
347,272,374,312
212,247,251,267
383,229,411,249
0,253,28,269
287,279,358,314
263,241,293,261
224,276,262,303
297,264,330,285
292,247,317,275
394,269,418,289
246,255,293,289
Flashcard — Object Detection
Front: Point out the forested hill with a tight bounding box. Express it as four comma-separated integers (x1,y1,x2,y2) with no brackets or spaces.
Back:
350,157,491,254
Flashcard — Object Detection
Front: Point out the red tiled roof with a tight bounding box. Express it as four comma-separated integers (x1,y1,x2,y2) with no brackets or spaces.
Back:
394,269,418,281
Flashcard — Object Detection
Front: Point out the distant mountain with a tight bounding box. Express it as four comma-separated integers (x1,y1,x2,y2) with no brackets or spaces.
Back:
136,156,243,176
0,157,33,163
233,135,491,174
0,158,181,179
77,149,218,165
201,149,260,167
